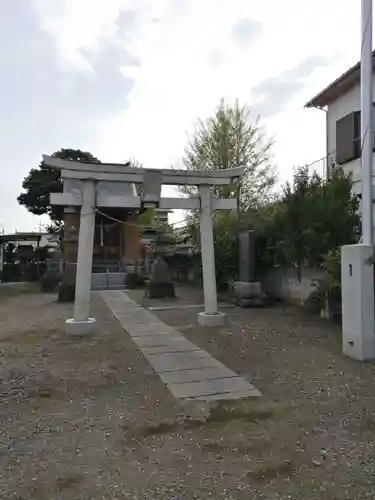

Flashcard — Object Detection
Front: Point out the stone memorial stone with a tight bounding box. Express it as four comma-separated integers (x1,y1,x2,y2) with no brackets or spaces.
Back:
238,230,256,282
146,256,175,298
232,230,269,307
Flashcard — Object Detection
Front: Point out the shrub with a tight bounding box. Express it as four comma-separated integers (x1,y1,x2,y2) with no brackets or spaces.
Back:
58,283,75,302
40,273,62,293
125,271,148,289
2,263,21,282
308,249,342,317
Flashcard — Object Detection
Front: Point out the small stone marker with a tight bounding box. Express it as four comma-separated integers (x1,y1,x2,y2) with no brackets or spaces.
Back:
233,230,268,307
146,256,175,299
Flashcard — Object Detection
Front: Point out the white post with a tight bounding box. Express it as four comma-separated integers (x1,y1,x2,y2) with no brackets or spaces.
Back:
341,0,375,360
361,0,373,245
0,240,3,281
197,185,226,327
341,244,375,360
66,180,96,336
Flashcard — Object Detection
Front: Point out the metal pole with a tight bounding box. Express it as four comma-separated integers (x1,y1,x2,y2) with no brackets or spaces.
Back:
361,0,373,245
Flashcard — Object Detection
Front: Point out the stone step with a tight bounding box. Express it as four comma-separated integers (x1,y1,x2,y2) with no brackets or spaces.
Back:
91,272,126,290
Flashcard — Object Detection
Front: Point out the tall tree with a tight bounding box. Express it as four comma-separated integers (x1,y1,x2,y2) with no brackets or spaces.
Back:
126,157,143,196
259,166,360,278
18,148,100,221
180,99,277,209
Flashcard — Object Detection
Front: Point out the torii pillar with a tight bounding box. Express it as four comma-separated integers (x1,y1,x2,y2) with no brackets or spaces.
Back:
197,185,226,326
66,180,96,336
45,155,244,335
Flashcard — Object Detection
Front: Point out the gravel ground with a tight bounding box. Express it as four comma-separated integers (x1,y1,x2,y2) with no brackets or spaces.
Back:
128,286,375,499
2,288,375,499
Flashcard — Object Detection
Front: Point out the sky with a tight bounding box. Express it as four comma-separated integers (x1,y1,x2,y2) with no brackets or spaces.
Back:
0,0,363,232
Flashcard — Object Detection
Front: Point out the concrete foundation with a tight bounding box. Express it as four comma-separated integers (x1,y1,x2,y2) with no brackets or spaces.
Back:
197,312,227,327
66,317,96,337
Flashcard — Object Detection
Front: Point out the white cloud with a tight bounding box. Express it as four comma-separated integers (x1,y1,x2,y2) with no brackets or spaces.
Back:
1,0,365,230
94,0,359,174
31,0,155,73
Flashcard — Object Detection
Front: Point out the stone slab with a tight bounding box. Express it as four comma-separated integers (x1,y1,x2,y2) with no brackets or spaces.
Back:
117,313,156,324
187,388,261,400
132,334,188,347
111,304,145,312
168,377,255,399
125,323,178,337
129,329,177,338
148,303,236,311
141,344,201,355
158,366,238,384
145,353,222,372
100,290,261,400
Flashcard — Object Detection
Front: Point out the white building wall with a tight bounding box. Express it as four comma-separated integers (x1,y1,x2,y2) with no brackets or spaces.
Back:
327,79,375,231
327,79,375,182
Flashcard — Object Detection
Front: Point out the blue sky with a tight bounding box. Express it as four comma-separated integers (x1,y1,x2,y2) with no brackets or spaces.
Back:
0,0,362,231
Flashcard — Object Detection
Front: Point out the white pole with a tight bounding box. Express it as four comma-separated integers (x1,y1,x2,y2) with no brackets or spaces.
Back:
361,0,373,245
0,240,3,281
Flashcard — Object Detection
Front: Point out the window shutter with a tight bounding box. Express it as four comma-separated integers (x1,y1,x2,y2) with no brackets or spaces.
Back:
336,111,361,164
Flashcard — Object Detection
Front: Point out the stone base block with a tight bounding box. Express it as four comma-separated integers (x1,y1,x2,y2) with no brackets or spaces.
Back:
232,281,262,298
237,295,272,308
66,318,96,337
146,281,175,299
197,312,226,327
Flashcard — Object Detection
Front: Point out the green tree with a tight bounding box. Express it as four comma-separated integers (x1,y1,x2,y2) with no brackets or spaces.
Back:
18,148,100,221
180,99,277,209
126,157,143,196
188,166,360,285
259,166,360,278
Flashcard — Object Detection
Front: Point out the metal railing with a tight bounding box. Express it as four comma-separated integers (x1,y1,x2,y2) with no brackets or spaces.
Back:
306,151,337,179
92,261,123,273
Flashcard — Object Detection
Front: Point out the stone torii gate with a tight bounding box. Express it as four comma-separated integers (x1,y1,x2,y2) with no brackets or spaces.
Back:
44,155,244,335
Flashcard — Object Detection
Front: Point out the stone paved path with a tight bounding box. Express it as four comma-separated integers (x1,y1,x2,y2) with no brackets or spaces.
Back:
101,290,260,401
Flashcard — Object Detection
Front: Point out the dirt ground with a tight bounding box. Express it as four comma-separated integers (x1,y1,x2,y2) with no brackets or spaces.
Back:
1,286,375,499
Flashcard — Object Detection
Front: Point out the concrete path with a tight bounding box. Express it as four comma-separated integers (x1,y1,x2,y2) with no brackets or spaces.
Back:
101,290,260,401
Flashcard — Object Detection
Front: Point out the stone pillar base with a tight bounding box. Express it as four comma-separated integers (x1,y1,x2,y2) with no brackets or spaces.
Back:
66,318,96,337
197,312,226,327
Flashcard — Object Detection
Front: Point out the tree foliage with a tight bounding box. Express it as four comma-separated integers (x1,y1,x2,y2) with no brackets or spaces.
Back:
258,166,360,276
18,148,100,221
187,166,360,284
180,99,277,209
126,157,143,196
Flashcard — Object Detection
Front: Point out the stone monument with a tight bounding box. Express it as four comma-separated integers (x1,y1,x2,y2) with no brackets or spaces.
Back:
146,255,175,299
232,230,265,307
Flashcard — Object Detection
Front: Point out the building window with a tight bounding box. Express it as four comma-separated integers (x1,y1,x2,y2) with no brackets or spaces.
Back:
336,111,361,165
336,105,375,165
